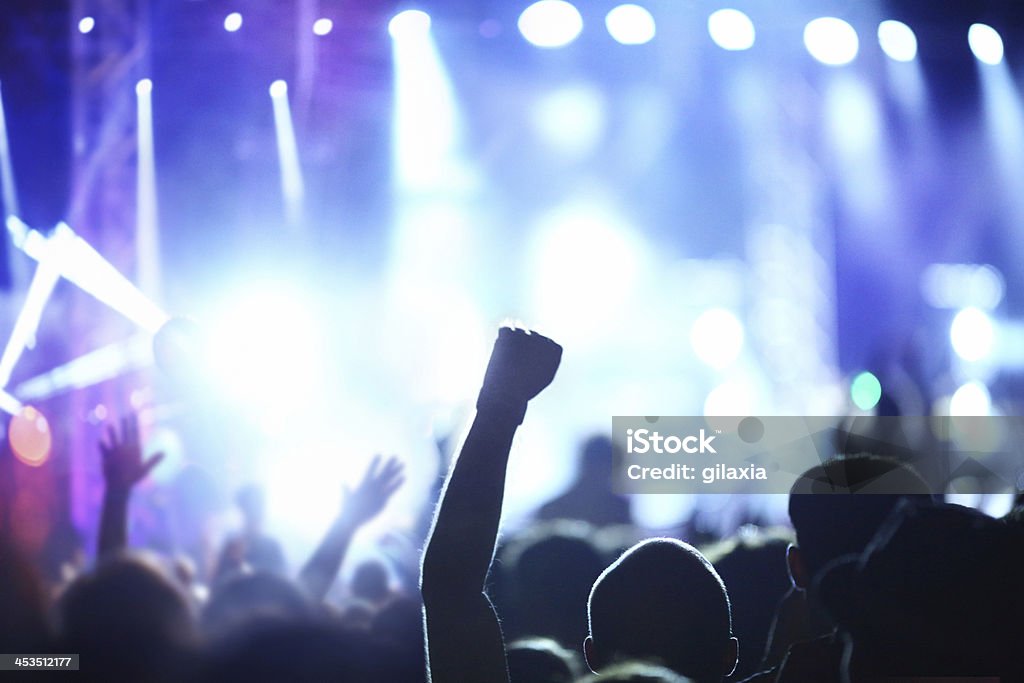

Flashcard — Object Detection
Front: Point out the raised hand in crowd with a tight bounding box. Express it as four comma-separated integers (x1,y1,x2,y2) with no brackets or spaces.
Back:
422,325,562,683
298,454,405,602
97,413,165,557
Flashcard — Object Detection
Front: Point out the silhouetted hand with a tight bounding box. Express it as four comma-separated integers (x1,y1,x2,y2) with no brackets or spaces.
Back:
100,413,164,496
341,455,405,526
477,326,562,423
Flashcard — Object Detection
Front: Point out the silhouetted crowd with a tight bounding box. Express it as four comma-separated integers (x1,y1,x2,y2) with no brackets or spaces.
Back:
3,326,1024,682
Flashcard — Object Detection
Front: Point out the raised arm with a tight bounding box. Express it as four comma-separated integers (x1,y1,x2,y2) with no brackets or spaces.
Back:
421,327,562,683
298,455,404,602
97,413,164,558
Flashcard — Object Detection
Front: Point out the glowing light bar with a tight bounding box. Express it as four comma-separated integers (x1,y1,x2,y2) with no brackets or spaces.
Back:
0,81,19,219
15,334,153,401
0,254,62,389
52,223,170,333
0,390,22,415
269,81,305,229
136,77,161,299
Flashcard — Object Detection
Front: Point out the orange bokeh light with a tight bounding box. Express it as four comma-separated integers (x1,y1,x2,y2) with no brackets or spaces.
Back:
9,405,52,467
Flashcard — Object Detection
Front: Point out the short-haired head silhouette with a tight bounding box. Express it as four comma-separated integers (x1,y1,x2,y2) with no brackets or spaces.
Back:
787,454,933,589
585,538,737,682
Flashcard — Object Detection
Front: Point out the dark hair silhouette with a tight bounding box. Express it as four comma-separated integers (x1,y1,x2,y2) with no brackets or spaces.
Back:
587,538,735,681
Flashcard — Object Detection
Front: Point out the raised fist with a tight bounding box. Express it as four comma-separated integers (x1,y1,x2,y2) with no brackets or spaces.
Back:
477,326,562,423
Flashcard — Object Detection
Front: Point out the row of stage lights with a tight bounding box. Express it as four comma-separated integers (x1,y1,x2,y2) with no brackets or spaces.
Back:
76,3,1012,67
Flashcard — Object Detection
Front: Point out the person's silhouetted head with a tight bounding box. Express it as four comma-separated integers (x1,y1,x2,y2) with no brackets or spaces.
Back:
352,559,390,604
235,484,266,532
817,500,1024,679
508,637,581,683
202,570,311,637
56,553,196,681
703,527,793,679
500,520,606,647
0,533,50,652
575,660,696,682
585,538,737,682
787,455,933,590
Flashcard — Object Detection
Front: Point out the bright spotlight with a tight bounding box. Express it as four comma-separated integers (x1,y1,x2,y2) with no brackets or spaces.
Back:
269,79,288,98
950,307,995,361
135,78,152,96
804,17,859,66
224,12,243,32
877,20,917,62
690,308,744,369
206,285,325,416
78,16,95,34
950,381,991,416
704,380,756,416
313,18,334,36
389,10,432,40
518,0,583,48
850,371,882,411
707,9,755,51
605,4,656,45
531,85,606,158
969,23,1003,65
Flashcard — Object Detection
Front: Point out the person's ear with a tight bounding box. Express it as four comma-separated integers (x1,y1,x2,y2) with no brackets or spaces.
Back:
787,544,809,590
722,636,739,677
583,636,598,674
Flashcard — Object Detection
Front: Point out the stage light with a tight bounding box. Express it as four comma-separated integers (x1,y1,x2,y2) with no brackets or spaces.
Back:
389,10,431,40
0,390,21,415
804,17,859,66
224,12,243,32
269,80,288,98
969,23,1003,65
950,381,991,416
78,16,95,34
518,1,583,48
9,406,51,467
878,20,917,62
605,4,656,45
704,380,755,416
136,74,160,299
313,18,333,36
529,203,643,344
391,8,460,192
707,9,755,51
205,285,325,417
269,81,305,229
691,308,744,369
15,335,153,401
0,255,61,389
50,223,169,333
0,81,19,220
950,307,994,362
531,85,606,158
850,371,882,411
951,306,994,359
